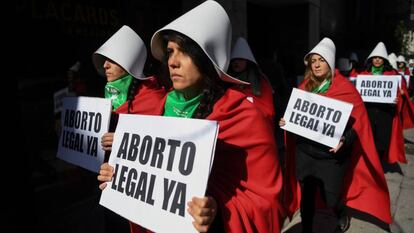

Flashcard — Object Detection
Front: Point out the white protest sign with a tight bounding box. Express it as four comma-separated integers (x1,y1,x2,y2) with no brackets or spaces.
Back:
57,96,111,173
356,75,398,104
100,114,219,233
282,88,353,148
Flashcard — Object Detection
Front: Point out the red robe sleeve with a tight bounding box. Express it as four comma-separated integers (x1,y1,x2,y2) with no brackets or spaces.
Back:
349,67,359,77
206,87,283,233
284,73,392,224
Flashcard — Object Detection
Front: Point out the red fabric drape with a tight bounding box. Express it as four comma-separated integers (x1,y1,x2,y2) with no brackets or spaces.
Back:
284,72,392,224
131,87,284,233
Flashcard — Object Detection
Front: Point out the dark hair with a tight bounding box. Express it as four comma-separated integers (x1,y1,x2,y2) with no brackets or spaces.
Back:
126,78,140,113
159,30,229,119
125,56,162,113
228,59,262,95
364,57,394,72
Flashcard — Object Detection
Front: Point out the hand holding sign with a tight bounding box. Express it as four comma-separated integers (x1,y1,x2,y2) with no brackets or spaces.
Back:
328,139,344,153
279,118,286,127
187,196,218,233
98,162,114,190
101,132,115,151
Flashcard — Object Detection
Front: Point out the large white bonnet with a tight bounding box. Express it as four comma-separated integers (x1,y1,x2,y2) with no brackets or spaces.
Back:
93,25,148,80
230,37,257,65
150,0,247,84
304,37,336,74
397,55,407,64
367,42,389,62
388,53,398,69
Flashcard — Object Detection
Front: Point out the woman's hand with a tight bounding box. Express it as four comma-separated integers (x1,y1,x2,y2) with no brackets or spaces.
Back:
187,196,217,232
279,118,286,127
97,163,114,190
393,96,399,104
329,138,344,153
101,132,114,151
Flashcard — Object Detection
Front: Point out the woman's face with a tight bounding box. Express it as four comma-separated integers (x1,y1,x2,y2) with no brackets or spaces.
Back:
103,59,126,82
167,41,203,93
310,54,330,79
231,59,247,73
372,56,384,68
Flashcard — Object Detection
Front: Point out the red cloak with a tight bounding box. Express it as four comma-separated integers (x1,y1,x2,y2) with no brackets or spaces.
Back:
131,87,284,233
284,73,392,224
359,70,412,163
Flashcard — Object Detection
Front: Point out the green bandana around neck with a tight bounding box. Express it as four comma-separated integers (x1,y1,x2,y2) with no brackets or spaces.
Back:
105,74,133,110
371,64,384,75
312,79,331,94
164,90,202,118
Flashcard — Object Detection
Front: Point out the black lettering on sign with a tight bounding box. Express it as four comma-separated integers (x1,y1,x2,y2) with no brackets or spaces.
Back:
114,133,197,174
288,112,319,132
162,178,186,217
61,130,84,152
128,134,140,161
133,170,156,205
117,133,130,159
383,90,391,97
179,142,196,176
86,136,98,156
166,139,180,171
111,163,119,190
293,98,302,111
151,137,166,169
361,80,366,87
322,122,335,137
111,164,156,205
361,89,380,97
139,136,153,165
62,109,102,132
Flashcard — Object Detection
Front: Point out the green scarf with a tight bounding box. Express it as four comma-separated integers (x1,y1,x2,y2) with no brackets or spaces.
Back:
312,79,331,94
371,65,384,75
164,90,202,118
105,74,133,110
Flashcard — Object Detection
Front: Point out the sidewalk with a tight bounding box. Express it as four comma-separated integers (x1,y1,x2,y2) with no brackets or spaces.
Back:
282,128,414,233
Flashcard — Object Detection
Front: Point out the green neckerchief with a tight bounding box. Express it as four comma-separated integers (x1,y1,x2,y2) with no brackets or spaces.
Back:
164,90,202,118
105,74,133,110
312,79,331,94
371,65,384,75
